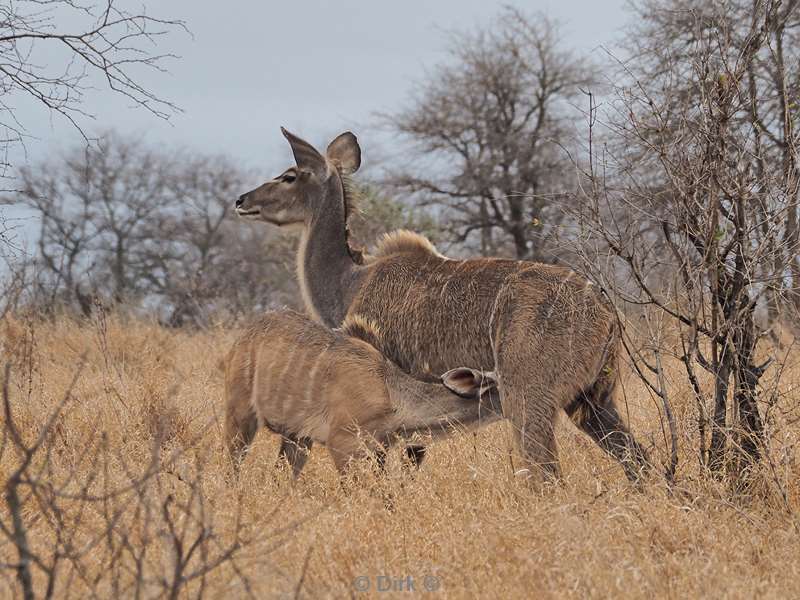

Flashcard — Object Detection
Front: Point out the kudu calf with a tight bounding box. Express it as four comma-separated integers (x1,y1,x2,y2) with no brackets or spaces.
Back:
235,129,651,485
223,310,500,477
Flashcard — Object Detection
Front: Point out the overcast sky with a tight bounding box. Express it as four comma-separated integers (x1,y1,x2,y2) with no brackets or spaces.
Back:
2,0,631,252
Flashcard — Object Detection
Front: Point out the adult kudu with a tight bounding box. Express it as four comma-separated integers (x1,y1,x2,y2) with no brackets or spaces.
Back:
235,128,651,484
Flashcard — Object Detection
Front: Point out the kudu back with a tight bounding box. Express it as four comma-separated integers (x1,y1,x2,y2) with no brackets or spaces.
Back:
223,310,500,478
235,128,651,484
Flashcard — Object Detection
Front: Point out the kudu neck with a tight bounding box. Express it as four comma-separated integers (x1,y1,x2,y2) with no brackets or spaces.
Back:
297,176,358,328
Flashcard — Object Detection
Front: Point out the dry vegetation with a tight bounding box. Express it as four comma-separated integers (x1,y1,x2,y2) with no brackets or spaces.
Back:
2,1,798,597
1,313,798,599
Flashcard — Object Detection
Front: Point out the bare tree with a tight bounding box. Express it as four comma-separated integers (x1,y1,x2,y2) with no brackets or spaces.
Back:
16,133,299,322
18,133,173,307
384,7,594,260
622,0,800,325
0,0,186,180
145,155,299,326
571,0,799,478
0,0,185,254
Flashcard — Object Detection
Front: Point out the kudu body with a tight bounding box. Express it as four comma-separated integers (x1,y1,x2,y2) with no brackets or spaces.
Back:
223,310,500,477
235,129,651,484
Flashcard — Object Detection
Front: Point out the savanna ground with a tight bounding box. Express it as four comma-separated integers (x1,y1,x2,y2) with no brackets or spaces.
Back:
1,313,799,599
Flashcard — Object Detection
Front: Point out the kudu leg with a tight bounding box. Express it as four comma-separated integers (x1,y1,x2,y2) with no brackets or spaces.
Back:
277,434,314,479
499,379,562,485
493,325,564,485
566,381,651,482
224,407,258,474
514,412,561,483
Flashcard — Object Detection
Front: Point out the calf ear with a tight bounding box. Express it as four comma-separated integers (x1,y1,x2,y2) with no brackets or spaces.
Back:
281,127,327,177
326,131,361,175
442,368,497,398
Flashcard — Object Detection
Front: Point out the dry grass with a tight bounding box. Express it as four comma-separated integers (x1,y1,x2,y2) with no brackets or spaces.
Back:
1,313,799,598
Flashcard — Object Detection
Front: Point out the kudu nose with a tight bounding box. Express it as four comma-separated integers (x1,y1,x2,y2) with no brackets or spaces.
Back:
236,194,246,208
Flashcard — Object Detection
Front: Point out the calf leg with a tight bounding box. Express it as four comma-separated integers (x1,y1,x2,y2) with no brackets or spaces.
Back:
328,431,396,511
276,434,314,479
403,445,427,468
224,403,258,474
328,432,383,476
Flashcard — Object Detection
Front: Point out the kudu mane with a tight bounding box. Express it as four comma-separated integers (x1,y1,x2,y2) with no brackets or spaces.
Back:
369,230,443,259
340,174,367,265
338,313,383,351
339,179,441,265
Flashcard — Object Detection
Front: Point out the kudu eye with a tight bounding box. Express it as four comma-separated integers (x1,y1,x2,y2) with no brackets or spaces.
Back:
282,173,296,183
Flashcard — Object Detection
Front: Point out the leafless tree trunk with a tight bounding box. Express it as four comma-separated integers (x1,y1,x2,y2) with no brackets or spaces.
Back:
569,0,799,479
383,7,594,260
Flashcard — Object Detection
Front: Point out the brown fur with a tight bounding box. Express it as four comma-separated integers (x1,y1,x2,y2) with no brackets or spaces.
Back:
236,129,651,485
223,310,501,477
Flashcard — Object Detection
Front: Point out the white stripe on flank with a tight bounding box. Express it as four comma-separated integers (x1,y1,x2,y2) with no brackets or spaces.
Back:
305,343,330,407
297,342,333,441
273,343,301,421
425,259,448,292
439,270,459,300
249,342,262,419
252,342,280,425
449,259,467,274
488,268,517,344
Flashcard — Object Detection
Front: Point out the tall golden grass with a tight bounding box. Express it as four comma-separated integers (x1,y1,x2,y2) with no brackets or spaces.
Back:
1,313,798,598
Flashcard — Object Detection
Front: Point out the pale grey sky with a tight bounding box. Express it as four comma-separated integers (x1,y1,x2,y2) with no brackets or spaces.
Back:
15,0,630,167
2,0,631,252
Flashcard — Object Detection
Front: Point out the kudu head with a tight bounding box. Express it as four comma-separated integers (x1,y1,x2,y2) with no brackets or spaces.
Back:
235,128,361,227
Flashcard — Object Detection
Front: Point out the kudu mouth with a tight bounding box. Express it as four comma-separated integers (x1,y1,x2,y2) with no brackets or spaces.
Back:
234,194,286,223
263,217,303,227
234,204,303,227
235,193,256,217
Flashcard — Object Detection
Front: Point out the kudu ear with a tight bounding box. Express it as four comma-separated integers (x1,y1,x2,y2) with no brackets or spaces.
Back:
281,127,327,177
441,368,498,398
326,131,361,175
